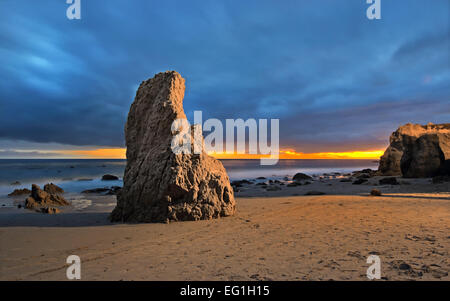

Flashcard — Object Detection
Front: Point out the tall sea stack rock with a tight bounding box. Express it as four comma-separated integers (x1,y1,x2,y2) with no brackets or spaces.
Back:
378,123,450,178
110,71,235,223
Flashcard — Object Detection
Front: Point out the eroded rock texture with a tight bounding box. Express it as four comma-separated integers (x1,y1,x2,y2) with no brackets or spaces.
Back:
25,184,69,209
378,123,450,178
110,71,235,223
43,183,64,194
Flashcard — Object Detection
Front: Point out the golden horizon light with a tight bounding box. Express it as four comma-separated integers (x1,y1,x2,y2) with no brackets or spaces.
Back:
54,148,385,160
62,148,127,159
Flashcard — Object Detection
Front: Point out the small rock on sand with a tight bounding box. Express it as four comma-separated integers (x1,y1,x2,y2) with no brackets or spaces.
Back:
398,263,411,270
81,186,122,195
353,169,376,178
82,188,110,194
43,183,64,194
231,180,252,187
39,207,60,214
305,191,326,195
379,177,399,185
102,174,119,181
293,173,313,181
370,189,382,196
8,188,31,197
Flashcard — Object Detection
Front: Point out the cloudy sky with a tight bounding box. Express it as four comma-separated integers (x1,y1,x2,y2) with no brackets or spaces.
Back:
0,0,448,158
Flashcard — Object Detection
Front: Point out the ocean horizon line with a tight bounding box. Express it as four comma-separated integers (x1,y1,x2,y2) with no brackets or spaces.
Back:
0,158,380,161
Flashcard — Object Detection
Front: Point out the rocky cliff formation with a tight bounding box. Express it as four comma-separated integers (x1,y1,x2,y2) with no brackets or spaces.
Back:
378,123,450,177
110,71,235,223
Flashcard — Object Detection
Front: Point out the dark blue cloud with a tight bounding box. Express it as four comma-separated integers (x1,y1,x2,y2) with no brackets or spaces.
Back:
0,0,448,153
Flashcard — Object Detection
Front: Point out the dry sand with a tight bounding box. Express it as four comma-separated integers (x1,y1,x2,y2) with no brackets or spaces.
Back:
1,178,449,281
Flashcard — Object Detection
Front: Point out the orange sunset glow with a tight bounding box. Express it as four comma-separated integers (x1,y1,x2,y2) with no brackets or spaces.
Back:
61,148,127,159
209,149,384,160
58,148,384,160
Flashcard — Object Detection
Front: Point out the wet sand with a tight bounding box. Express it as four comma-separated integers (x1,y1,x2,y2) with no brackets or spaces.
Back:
0,177,449,281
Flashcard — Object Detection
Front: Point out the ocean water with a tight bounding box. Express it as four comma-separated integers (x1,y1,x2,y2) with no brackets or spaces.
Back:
221,159,378,180
0,159,378,206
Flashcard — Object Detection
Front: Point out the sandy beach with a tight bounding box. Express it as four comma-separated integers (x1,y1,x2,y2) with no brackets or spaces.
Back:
1,177,448,281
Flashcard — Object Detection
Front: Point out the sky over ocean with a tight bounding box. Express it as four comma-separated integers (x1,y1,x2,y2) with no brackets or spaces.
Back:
0,0,448,158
